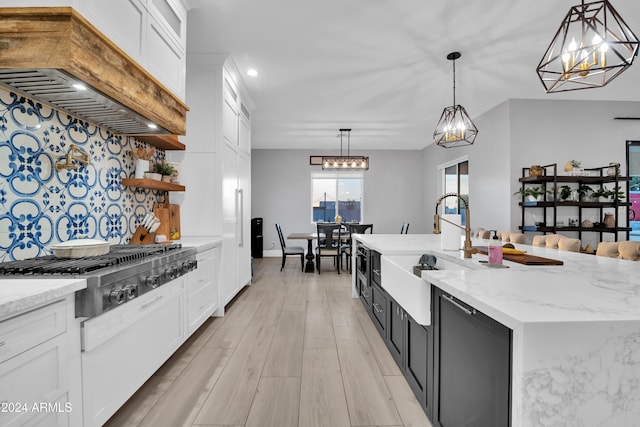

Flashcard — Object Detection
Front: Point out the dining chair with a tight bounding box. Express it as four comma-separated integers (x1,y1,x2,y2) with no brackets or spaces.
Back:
315,223,342,274
275,223,304,271
400,223,409,234
342,223,373,271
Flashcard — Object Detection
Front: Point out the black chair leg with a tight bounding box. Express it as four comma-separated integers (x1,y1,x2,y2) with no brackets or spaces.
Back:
337,255,340,274
281,254,286,271
300,254,304,271
316,254,321,274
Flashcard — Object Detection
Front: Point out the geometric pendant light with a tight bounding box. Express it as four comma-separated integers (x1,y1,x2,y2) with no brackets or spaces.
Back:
536,0,639,93
433,52,478,148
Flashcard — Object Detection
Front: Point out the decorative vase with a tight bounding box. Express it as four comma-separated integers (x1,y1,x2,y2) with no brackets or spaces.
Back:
564,161,574,172
135,159,149,179
607,162,620,177
161,175,173,182
334,214,342,223
603,213,615,228
529,165,543,177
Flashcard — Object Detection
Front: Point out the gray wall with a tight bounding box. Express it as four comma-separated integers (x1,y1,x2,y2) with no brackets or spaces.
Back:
422,100,512,235
252,149,424,255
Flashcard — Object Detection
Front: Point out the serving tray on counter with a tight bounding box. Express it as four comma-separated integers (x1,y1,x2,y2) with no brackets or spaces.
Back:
474,246,564,266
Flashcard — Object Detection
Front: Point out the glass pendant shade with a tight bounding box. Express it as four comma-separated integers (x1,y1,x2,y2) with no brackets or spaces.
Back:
433,52,478,148
536,0,639,93
321,129,369,170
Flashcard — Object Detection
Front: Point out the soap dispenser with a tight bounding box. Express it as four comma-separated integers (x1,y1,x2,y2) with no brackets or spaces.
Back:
488,237,503,265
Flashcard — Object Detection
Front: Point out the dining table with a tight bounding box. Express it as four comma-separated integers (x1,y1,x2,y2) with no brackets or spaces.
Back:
287,232,319,273
288,229,351,273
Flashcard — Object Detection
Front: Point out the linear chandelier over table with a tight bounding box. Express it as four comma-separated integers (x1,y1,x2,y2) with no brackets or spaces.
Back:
322,129,369,170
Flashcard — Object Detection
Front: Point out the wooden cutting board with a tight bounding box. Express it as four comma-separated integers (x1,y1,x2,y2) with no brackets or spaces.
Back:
153,204,181,240
475,246,564,266
168,204,180,239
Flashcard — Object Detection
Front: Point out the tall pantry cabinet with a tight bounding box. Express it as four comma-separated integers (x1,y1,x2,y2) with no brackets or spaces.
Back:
174,54,253,313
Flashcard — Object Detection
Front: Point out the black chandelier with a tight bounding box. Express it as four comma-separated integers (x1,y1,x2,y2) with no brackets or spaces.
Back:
322,129,369,170
536,0,639,93
433,52,478,148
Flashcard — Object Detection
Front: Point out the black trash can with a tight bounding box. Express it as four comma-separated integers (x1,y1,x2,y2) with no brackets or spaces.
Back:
251,218,263,258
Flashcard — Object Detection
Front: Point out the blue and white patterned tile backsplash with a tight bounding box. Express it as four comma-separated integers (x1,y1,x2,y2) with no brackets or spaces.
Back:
0,88,165,261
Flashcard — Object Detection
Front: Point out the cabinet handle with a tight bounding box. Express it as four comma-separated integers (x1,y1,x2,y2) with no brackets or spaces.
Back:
141,295,164,310
373,303,384,313
442,294,476,316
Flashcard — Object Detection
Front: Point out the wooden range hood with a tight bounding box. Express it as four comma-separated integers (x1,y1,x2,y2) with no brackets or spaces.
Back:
0,7,188,150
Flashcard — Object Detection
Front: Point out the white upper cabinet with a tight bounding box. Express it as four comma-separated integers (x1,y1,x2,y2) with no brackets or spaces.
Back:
222,70,252,156
4,0,188,100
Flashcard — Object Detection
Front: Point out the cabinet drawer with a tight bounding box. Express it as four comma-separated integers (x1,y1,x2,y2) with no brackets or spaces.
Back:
0,300,67,364
357,273,371,308
371,283,387,335
187,255,217,297
370,251,382,287
187,281,218,332
0,337,66,426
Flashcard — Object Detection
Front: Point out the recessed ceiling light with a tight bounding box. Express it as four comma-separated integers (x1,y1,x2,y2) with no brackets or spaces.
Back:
247,69,258,77
72,83,87,91
148,123,158,129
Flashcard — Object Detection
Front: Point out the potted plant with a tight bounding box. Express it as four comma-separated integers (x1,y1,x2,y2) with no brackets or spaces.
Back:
578,184,594,201
514,186,547,202
559,185,572,201
608,185,626,202
591,187,609,202
154,162,175,182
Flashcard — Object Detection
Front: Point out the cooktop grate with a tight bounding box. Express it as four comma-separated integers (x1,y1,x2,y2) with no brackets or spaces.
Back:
0,244,183,276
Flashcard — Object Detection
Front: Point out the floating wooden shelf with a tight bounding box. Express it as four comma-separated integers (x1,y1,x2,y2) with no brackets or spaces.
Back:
130,134,185,151
122,178,185,192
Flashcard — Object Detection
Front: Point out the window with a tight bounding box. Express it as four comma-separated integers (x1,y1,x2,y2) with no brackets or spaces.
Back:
440,158,469,225
311,172,363,223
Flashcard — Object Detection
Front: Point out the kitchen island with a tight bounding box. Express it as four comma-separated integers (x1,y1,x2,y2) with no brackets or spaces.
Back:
352,234,640,427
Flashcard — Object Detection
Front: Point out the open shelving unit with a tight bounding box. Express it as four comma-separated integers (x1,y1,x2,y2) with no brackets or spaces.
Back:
518,163,631,242
121,178,185,192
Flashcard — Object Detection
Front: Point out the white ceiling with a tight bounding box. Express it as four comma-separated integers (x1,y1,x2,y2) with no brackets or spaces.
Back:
186,0,640,151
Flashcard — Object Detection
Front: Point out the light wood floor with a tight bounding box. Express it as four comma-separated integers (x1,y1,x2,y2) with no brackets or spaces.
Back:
105,257,432,427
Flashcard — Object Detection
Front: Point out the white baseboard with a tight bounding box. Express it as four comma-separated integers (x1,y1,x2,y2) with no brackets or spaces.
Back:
255,249,281,258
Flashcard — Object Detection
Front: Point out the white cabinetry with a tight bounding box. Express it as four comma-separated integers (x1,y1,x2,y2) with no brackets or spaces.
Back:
0,296,82,427
186,244,221,334
9,0,189,100
179,55,253,312
81,279,185,427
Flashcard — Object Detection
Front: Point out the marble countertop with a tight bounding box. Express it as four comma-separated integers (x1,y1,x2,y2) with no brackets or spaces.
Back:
354,234,640,329
0,278,86,320
177,235,223,252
